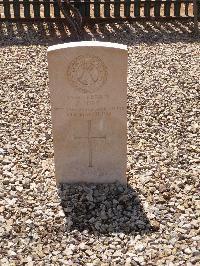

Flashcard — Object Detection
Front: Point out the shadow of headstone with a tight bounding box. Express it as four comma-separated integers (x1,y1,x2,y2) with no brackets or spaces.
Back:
58,183,153,235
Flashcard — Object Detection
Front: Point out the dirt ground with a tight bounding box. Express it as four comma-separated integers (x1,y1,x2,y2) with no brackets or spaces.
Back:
1,20,200,265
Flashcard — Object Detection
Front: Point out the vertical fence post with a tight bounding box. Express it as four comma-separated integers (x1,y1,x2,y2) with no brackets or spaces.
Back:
84,0,90,17
53,0,61,17
184,0,189,16
13,0,20,18
44,0,51,18
193,0,199,33
94,0,101,17
144,0,151,17
174,0,181,16
154,0,162,17
104,0,111,17
3,0,11,18
164,0,171,17
134,0,141,17
124,0,131,17
33,0,41,18
23,0,31,18
114,0,121,17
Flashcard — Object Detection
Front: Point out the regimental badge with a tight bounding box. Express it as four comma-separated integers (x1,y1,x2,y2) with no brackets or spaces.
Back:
67,55,107,93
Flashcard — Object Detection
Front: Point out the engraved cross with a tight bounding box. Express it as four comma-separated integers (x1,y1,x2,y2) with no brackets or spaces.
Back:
74,120,106,167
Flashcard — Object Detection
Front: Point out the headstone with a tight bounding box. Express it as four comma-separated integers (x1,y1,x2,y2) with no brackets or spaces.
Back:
48,41,127,184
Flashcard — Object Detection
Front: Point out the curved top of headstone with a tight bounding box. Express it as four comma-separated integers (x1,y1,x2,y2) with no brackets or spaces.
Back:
48,41,127,53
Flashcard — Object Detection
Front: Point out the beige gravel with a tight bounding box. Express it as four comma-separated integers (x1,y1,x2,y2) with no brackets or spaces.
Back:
0,21,200,265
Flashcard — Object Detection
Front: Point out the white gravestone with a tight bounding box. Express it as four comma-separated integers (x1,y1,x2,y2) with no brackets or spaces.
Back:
48,41,128,184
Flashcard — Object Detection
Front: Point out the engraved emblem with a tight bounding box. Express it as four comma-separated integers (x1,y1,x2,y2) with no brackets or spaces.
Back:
67,55,107,93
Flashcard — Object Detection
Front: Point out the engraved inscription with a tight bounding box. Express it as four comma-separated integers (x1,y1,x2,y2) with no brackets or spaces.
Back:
53,106,125,118
74,120,106,167
66,111,111,118
67,55,107,93
66,94,109,106
54,106,124,112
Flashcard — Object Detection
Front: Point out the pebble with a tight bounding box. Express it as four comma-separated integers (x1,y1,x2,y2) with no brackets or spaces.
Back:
63,248,73,256
135,243,145,252
184,248,192,255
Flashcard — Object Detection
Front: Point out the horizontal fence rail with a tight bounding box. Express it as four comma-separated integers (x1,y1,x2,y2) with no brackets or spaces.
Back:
0,0,199,22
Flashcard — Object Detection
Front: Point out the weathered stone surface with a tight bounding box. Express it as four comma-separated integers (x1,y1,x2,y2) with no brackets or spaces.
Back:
48,41,128,184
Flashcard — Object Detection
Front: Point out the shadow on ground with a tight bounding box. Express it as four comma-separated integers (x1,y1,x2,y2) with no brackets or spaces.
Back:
0,20,199,47
58,183,154,235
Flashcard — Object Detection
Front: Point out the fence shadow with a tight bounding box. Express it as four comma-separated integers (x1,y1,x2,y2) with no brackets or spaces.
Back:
58,183,155,235
94,20,199,44
0,20,199,47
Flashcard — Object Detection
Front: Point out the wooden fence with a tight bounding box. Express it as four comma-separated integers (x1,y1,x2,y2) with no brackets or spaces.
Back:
0,0,199,23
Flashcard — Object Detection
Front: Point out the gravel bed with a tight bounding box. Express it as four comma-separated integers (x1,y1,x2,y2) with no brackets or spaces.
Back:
0,21,200,265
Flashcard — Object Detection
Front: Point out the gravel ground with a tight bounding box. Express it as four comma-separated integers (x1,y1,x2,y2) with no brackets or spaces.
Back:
0,21,200,265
